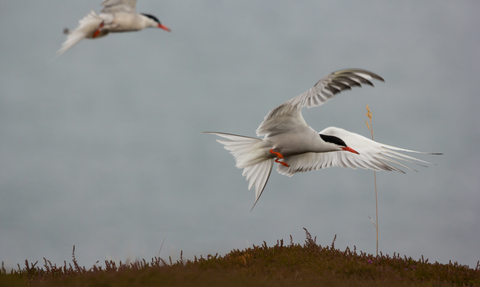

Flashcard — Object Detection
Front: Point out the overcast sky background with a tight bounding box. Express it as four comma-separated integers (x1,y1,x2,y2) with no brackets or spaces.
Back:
1,1,479,269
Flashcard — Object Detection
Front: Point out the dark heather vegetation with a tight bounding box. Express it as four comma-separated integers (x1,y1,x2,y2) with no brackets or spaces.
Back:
2,229,479,287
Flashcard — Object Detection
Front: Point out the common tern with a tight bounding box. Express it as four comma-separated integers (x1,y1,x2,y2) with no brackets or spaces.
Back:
205,69,442,209
58,0,170,55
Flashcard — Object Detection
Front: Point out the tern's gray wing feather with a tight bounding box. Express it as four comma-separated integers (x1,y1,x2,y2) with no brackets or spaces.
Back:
277,127,441,176
101,0,137,13
256,69,384,137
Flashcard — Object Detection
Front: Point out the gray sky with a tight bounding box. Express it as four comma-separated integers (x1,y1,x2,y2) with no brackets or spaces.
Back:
1,1,479,269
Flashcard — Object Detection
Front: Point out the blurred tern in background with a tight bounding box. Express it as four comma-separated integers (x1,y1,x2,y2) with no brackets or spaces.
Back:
57,0,170,55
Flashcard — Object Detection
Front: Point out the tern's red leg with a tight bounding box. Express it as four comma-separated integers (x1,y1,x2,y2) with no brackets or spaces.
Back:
270,149,284,158
93,21,105,38
275,159,290,167
270,149,289,167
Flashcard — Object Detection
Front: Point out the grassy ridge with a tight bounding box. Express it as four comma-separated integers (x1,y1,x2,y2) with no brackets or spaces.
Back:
2,229,479,286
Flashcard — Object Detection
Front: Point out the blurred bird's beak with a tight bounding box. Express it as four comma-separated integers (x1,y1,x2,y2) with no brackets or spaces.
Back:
158,24,171,32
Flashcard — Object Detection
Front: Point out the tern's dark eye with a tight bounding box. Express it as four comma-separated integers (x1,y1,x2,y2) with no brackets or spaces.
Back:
320,134,347,147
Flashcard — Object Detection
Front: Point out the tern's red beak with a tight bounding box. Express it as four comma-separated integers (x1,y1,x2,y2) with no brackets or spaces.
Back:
342,146,359,154
158,24,171,32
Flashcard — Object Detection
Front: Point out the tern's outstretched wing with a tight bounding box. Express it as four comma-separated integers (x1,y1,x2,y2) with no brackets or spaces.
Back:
256,69,384,137
277,127,442,176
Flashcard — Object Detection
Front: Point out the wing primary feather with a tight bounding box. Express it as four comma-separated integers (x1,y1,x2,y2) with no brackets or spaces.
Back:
348,75,375,86
382,149,435,165
333,69,385,82
330,80,353,91
377,155,416,173
333,76,363,87
382,153,428,169
325,86,341,95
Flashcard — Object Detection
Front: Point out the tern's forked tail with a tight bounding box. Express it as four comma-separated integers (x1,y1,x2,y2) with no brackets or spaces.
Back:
57,10,104,56
203,132,274,209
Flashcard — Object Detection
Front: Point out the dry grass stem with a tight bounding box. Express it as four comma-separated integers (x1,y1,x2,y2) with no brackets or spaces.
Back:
365,104,379,257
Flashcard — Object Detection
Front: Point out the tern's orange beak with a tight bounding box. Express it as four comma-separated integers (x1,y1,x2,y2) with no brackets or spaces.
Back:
158,24,171,32
342,146,359,154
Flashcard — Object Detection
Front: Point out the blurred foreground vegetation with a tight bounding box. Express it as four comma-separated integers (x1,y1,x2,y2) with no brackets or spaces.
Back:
2,229,479,287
